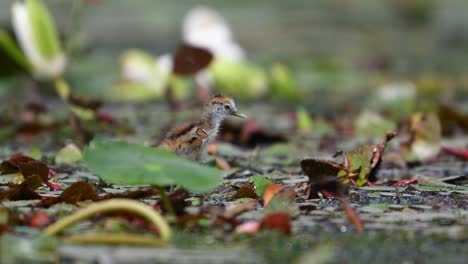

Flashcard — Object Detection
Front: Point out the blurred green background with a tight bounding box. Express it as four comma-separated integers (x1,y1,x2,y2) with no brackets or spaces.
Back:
1,0,468,107
2,0,468,72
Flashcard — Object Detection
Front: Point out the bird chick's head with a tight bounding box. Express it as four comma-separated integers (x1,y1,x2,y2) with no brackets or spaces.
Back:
205,94,247,119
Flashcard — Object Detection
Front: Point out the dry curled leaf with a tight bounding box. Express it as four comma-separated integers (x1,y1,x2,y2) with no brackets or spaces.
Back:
231,182,259,200
301,131,396,187
263,184,284,206
0,175,43,201
41,181,98,206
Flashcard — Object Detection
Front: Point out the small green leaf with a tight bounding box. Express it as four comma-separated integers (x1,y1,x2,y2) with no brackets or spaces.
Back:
249,175,273,196
27,0,61,60
29,146,42,160
83,140,222,193
296,106,313,132
270,63,301,102
0,29,30,70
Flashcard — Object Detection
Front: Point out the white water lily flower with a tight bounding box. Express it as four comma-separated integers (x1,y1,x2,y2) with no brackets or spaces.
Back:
120,49,168,97
11,0,66,79
183,6,245,61
156,53,174,75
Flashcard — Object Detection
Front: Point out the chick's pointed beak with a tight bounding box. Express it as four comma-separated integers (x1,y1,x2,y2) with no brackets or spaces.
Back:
232,112,248,118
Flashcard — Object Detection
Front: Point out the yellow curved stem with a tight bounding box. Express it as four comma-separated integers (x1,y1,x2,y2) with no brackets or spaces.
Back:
62,233,168,246
42,198,171,243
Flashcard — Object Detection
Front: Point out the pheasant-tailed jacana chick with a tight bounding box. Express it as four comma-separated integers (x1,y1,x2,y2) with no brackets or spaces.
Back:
159,124,209,161
160,95,247,160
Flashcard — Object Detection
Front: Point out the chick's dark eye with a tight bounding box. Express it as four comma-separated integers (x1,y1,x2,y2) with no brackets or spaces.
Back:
224,105,231,110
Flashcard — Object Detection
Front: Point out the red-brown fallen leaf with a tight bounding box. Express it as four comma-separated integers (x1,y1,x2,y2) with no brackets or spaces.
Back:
0,177,43,201
392,178,418,187
18,160,49,183
235,220,262,234
30,211,52,228
262,212,292,235
41,181,98,206
301,131,396,188
442,147,468,161
173,43,213,76
231,182,259,200
263,184,284,206
215,156,231,170
341,200,364,234
300,159,344,182
0,155,60,190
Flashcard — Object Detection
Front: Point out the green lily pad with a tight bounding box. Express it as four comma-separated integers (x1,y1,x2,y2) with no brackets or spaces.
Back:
83,139,222,193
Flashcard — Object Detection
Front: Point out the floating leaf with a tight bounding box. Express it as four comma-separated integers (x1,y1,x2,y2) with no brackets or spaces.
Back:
249,175,273,197
83,140,222,193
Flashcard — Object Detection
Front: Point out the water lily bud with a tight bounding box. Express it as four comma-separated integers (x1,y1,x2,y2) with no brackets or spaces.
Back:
113,49,168,100
11,0,65,79
210,58,268,99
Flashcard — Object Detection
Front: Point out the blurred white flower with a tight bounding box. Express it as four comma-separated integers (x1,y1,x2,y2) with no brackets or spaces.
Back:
11,0,65,79
120,49,168,96
156,53,174,75
183,6,245,61
377,81,416,102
